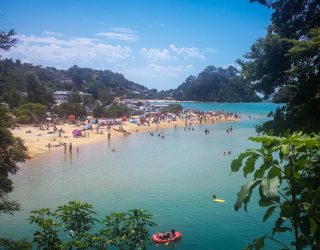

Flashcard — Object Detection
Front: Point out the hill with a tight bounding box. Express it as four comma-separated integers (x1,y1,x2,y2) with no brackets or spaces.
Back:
0,59,158,103
167,65,260,102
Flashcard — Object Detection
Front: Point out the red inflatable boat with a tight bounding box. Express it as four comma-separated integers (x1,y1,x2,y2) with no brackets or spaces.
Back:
152,231,182,244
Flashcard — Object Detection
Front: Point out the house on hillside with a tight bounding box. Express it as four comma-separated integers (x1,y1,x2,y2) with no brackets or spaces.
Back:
53,91,92,104
54,76,74,84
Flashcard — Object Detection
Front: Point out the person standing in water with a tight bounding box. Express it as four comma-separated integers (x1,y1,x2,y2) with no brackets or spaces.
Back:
69,142,72,153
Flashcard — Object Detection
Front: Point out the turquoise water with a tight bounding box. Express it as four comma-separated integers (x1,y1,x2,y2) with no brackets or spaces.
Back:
0,103,290,249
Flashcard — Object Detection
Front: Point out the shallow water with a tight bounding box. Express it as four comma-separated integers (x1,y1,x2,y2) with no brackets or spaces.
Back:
0,103,290,249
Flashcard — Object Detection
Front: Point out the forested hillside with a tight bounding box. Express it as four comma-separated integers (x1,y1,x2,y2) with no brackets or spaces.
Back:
0,59,158,105
167,65,260,102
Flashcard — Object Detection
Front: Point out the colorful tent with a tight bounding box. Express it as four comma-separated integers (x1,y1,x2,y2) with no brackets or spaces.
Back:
72,129,82,136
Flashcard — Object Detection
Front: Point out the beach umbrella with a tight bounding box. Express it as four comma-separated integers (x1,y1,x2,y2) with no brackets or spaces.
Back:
68,115,76,121
72,129,82,136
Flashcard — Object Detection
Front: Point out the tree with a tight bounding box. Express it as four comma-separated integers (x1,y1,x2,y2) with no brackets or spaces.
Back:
0,107,26,215
27,201,156,250
100,212,128,249
160,104,183,114
26,73,54,107
0,29,16,53
231,133,320,249
56,201,98,249
105,104,129,118
239,0,320,134
14,103,48,124
28,208,61,250
172,66,259,102
100,209,156,250
0,238,31,250
125,209,156,250
53,102,86,119
68,87,81,103
92,105,105,118
2,88,22,109
98,89,114,106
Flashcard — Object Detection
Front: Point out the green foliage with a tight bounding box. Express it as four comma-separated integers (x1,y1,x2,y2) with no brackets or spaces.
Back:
0,107,15,127
0,109,26,198
26,201,156,250
0,28,26,217
0,191,20,215
1,88,23,109
92,106,105,118
98,89,114,106
0,29,16,53
240,1,320,134
56,201,97,240
53,102,86,119
100,209,156,250
160,104,183,113
68,87,81,103
125,209,156,250
28,208,61,250
0,237,31,250
171,66,260,102
100,212,128,249
105,103,129,118
272,85,297,103
231,133,320,249
26,73,54,106
14,103,48,124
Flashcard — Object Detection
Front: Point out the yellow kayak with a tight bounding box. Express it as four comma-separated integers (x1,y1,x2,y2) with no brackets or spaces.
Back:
213,199,225,203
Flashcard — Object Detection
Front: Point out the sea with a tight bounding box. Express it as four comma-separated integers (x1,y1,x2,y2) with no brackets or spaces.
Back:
0,102,291,249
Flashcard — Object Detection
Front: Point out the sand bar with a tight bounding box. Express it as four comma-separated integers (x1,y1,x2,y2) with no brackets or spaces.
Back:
11,113,238,159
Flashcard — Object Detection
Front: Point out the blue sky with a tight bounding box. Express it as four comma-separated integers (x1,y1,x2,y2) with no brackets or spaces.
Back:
1,0,271,90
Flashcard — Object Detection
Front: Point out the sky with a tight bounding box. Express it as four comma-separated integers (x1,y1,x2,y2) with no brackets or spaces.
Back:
1,0,271,90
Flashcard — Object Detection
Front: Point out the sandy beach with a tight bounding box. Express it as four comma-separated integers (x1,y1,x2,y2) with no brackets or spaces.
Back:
11,114,238,159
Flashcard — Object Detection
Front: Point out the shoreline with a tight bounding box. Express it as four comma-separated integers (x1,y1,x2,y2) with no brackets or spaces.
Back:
11,115,238,159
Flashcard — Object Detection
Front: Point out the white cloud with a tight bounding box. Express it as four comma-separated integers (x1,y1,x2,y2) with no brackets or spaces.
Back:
6,34,132,66
140,44,208,61
140,48,172,61
124,63,192,77
96,27,139,41
169,44,205,60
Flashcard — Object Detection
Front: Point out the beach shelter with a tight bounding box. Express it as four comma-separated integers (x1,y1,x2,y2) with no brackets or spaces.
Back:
130,119,137,123
68,115,76,122
92,119,98,124
72,129,82,137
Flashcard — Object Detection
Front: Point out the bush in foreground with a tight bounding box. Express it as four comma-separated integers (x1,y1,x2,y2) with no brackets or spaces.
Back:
2,201,156,250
